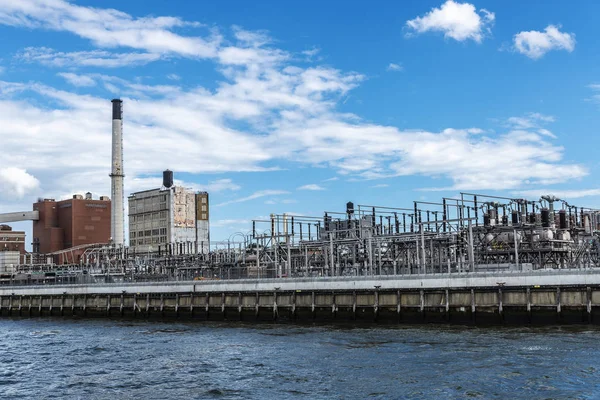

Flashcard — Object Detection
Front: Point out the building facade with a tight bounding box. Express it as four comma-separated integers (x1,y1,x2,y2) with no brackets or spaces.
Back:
0,225,26,254
128,187,209,255
32,194,112,255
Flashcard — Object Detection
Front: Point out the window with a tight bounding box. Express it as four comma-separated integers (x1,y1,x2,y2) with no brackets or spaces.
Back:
130,232,136,239
201,197,207,204
145,230,151,237
201,205,207,211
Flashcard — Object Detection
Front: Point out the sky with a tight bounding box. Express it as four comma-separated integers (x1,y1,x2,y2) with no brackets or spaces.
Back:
0,0,599,247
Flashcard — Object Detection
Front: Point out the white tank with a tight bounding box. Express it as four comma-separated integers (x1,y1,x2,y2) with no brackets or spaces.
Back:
496,231,522,244
557,231,571,241
540,229,554,241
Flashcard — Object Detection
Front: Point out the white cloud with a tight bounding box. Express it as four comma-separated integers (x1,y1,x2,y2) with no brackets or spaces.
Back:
322,177,339,182
0,66,4,74
371,184,389,188
0,167,40,199
513,188,600,200
17,47,162,68
57,72,96,87
167,74,180,80
387,63,403,72
298,184,325,191
406,0,494,43
215,190,289,207
302,47,320,60
506,113,557,138
0,2,588,212
0,0,220,58
513,25,575,59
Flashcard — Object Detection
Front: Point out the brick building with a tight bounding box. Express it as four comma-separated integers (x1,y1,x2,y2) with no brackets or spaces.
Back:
0,225,26,254
33,193,111,256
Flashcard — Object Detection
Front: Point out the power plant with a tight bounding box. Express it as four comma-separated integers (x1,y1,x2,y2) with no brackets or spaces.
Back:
1,98,600,325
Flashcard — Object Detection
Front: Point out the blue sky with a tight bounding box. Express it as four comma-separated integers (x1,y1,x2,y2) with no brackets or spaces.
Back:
0,0,599,245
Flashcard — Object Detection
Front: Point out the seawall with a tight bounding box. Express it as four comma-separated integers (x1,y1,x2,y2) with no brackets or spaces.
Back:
2,270,600,324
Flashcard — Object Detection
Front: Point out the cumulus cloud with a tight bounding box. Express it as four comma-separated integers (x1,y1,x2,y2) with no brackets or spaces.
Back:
0,167,40,198
406,0,494,42
0,1,588,212
57,72,96,87
298,184,326,191
513,25,575,59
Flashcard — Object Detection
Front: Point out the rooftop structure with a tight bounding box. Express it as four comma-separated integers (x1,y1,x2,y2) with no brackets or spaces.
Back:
128,179,209,255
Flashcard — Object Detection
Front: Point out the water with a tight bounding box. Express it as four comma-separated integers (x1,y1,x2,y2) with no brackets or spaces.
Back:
1,320,600,399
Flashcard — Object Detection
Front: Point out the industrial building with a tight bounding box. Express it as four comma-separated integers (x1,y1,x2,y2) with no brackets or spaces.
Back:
32,193,111,261
0,225,26,254
128,170,210,255
0,225,26,273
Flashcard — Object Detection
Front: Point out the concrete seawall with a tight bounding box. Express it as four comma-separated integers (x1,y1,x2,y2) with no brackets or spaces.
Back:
3,270,600,324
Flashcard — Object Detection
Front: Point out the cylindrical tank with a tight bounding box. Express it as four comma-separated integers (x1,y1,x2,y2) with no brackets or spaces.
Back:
541,208,550,228
511,211,519,225
163,170,174,188
346,201,354,216
559,210,567,230
501,215,508,225
85,192,92,200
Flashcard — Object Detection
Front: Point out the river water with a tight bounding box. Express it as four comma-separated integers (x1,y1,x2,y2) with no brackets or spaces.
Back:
1,319,600,399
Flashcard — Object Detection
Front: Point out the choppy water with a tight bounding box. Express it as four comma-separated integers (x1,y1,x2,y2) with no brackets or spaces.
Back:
1,319,600,399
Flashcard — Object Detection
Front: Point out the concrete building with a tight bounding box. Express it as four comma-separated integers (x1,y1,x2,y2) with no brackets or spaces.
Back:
0,251,19,273
128,186,210,255
32,194,111,255
0,225,26,254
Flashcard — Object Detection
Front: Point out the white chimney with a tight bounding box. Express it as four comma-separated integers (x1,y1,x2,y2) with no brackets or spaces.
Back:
110,99,125,246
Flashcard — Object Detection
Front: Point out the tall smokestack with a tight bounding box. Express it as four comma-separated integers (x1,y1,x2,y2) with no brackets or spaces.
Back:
110,99,124,246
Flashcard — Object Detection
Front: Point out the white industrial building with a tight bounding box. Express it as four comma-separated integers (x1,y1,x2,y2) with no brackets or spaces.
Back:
128,185,209,255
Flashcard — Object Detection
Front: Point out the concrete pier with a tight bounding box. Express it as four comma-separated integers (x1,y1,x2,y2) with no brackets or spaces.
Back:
2,270,600,324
